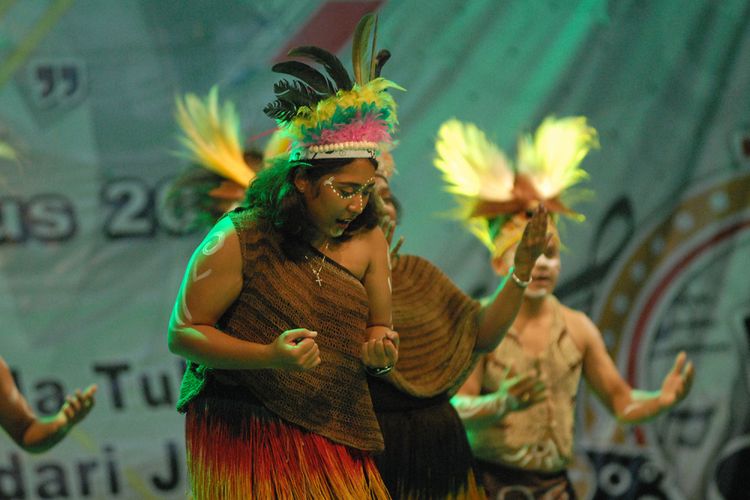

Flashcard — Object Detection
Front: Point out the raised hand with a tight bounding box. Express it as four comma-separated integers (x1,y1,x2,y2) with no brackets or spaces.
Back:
60,384,97,428
513,205,550,279
268,328,321,371
18,383,98,452
658,351,694,408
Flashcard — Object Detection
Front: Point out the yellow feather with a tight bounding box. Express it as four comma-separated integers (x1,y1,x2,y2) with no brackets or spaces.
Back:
285,79,403,140
516,116,598,199
466,217,496,253
175,86,254,188
263,129,293,164
0,140,16,161
434,119,515,252
434,116,597,253
434,120,514,201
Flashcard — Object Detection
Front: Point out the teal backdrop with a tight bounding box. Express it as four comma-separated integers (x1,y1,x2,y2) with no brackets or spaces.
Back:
1,1,749,498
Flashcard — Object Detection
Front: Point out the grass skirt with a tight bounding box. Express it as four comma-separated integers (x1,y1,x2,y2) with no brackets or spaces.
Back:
185,382,390,499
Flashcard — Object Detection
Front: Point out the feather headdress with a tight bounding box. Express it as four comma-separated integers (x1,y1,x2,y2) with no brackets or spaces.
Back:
172,87,262,228
264,13,403,161
434,116,599,255
175,86,256,188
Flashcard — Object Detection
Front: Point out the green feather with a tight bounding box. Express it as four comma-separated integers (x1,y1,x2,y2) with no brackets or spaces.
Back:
368,16,379,80
352,13,375,85
287,46,352,91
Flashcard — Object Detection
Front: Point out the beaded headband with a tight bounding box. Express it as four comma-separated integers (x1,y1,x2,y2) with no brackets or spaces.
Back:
294,142,377,161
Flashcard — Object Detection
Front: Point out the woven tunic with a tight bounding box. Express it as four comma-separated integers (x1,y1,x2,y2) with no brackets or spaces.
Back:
177,209,384,452
466,296,583,472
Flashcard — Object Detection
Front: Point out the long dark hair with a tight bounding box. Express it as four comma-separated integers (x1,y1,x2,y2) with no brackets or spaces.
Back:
244,156,380,252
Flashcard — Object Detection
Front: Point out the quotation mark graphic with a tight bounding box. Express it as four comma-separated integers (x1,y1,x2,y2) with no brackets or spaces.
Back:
28,59,87,109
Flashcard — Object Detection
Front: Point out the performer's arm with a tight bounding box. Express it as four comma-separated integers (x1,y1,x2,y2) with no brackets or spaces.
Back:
0,357,96,453
452,360,545,425
475,206,550,352
167,217,321,371
362,227,399,370
452,359,504,424
364,226,393,334
578,312,694,423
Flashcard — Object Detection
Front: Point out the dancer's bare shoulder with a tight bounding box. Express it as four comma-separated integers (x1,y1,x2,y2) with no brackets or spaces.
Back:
559,302,601,354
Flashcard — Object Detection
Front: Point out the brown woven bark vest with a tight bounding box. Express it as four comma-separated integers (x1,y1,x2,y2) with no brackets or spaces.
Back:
194,209,384,451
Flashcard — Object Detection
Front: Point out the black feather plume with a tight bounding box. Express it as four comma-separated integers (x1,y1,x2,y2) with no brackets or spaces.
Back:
374,49,391,78
287,46,352,91
263,99,297,122
272,79,321,107
272,61,335,95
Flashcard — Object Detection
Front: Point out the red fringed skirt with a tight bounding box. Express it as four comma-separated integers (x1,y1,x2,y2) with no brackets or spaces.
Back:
185,382,390,499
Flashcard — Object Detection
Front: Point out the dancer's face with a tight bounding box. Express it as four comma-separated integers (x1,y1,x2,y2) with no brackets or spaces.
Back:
494,230,561,298
374,175,398,223
295,158,377,239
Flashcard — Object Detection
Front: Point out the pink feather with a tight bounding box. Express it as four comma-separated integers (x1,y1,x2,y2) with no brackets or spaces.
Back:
310,112,392,146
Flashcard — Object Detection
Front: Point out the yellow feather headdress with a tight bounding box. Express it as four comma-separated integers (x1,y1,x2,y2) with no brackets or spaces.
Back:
171,87,264,229
175,86,256,189
434,116,599,255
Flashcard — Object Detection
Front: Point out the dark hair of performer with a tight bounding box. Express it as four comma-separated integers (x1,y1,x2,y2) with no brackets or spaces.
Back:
246,156,380,251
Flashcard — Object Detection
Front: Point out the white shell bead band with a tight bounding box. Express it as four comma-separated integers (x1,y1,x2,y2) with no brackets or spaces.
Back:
295,142,379,160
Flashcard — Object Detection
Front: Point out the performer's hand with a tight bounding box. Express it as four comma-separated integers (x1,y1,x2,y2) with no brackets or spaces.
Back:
21,384,97,452
513,205,550,279
361,329,399,370
269,328,321,371
658,351,694,408
500,366,546,413
59,385,97,428
380,218,404,264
